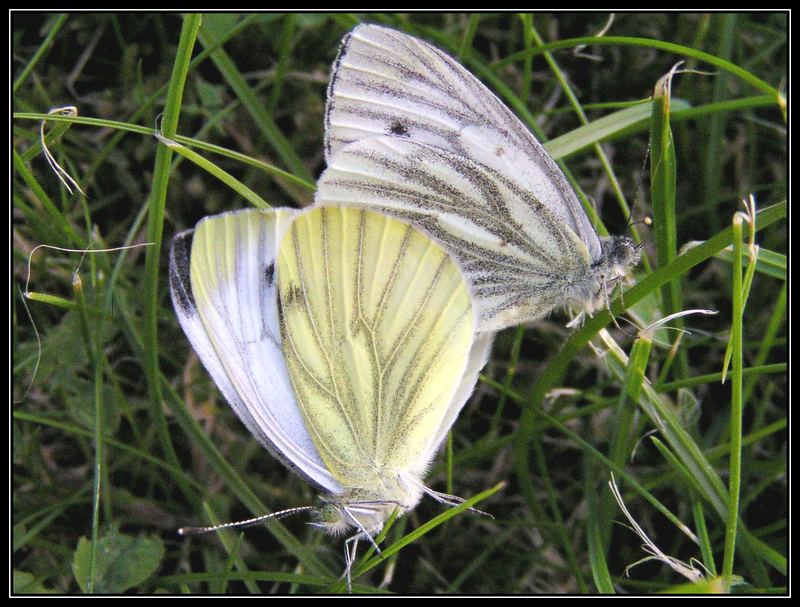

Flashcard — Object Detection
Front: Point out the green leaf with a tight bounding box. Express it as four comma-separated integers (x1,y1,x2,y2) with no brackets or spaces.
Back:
72,534,165,593
13,570,58,594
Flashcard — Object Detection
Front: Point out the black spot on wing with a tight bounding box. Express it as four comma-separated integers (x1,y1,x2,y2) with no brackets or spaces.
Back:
387,119,409,137
265,262,275,286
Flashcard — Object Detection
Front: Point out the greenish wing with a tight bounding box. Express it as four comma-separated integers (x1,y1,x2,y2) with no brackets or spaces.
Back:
277,206,475,489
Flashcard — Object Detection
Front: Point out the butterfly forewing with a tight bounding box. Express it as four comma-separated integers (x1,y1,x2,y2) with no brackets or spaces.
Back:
169,208,343,494
277,207,475,488
322,24,641,332
325,24,601,259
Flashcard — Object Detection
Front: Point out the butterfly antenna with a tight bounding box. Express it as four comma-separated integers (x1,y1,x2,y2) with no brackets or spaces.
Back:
626,139,652,237
178,506,315,536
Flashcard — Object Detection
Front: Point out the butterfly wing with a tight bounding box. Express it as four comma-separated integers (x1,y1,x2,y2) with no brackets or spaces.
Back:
425,330,494,469
277,206,475,490
317,136,594,331
325,23,601,261
169,208,343,494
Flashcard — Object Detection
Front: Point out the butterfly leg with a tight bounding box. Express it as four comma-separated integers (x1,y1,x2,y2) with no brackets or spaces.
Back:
342,535,360,593
420,485,494,518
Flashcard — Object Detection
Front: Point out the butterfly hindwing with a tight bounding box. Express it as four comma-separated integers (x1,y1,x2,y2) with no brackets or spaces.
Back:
276,206,476,487
317,135,592,331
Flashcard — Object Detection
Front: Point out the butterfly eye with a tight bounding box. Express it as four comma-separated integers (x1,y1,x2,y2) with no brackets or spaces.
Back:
318,503,340,524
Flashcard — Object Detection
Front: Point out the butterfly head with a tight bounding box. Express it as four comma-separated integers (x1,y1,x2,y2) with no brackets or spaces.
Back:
311,498,397,538
563,235,641,327
312,478,424,537
598,235,641,278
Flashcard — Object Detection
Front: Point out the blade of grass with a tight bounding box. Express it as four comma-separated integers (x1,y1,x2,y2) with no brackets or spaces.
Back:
595,329,778,581
13,112,316,193
494,36,783,105
457,14,480,62
489,324,525,436
531,403,701,545
743,282,786,404
345,483,506,592
266,14,297,113
703,15,737,233
154,135,271,209
691,499,718,577
601,331,652,550
586,459,616,593
650,66,686,377
71,273,99,593
197,506,259,594
13,149,83,246
655,363,786,392
142,14,202,505
722,211,745,590
546,100,689,160
518,14,534,104
721,198,760,382
713,246,785,281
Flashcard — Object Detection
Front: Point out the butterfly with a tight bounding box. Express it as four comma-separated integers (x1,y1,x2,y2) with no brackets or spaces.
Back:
169,205,493,588
319,24,641,333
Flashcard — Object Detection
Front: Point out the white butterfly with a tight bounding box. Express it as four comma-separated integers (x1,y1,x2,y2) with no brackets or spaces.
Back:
169,206,493,588
320,24,641,332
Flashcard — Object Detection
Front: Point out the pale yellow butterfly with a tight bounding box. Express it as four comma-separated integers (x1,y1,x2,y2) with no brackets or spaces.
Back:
169,205,492,588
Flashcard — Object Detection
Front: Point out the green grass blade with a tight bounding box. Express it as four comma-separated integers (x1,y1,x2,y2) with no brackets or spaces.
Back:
722,211,745,590
142,14,202,503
